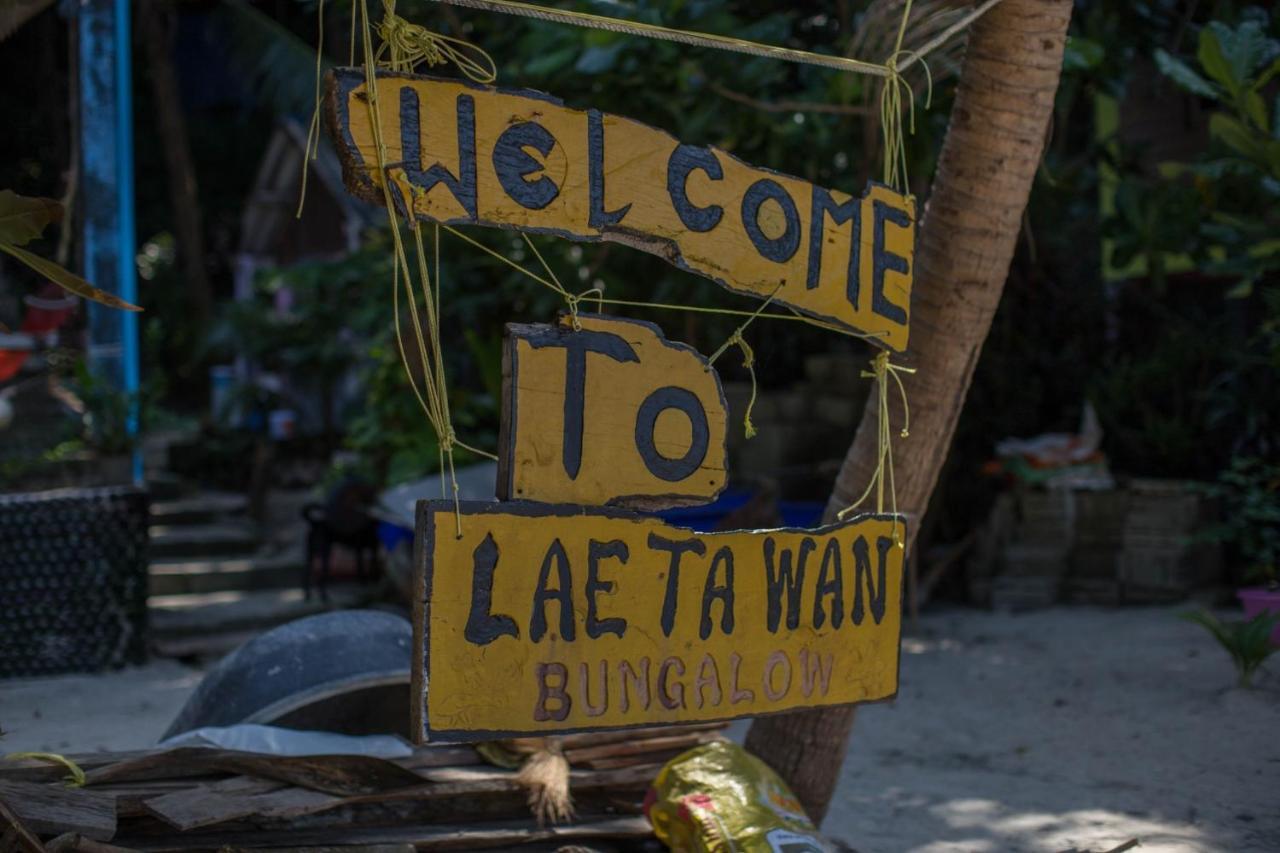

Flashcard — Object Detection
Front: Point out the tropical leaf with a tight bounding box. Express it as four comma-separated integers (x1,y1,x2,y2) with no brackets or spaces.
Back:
1210,113,1267,164
1154,48,1217,99
1207,19,1277,86
1244,90,1268,131
0,244,141,311
0,190,62,247
1182,609,1280,688
1063,36,1104,72
1197,25,1237,94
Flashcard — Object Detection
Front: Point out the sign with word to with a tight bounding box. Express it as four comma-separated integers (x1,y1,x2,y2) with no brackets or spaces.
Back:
497,313,727,510
325,69,916,351
412,501,905,742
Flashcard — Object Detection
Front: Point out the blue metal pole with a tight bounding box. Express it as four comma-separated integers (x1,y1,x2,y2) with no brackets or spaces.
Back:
79,0,142,484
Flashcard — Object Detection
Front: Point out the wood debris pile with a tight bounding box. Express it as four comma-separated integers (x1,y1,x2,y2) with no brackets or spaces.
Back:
0,723,726,852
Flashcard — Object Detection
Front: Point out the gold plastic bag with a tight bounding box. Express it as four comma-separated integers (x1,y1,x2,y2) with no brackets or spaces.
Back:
644,740,832,852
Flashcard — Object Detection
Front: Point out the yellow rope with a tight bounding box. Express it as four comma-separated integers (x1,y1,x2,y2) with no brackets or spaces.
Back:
7,752,86,788
414,0,998,194
353,0,501,536
837,351,915,547
376,0,497,80
423,0,892,77
706,286,779,440
296,0,326,219
301,0,1013,530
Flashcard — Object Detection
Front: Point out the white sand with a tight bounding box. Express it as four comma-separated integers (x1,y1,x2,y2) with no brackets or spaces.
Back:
1,606,1276,851
824,606,1280,852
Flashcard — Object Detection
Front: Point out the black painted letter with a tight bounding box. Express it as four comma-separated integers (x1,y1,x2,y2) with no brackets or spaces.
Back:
634,386,710,482
764,537,816,633
648,533,706,637
806,188,861,313
530,539,575,642
586,538,629,639
812,537,845,630
492,121,560,210
871,199,910,325
850,534,891,626
699,546,735,640
464,533,519,645
588,109,632,228
398,88,477,220
524,328,638,479
741,179,801,263
667,145,723,232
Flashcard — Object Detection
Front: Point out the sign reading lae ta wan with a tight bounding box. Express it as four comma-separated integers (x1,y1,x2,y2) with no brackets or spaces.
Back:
413,501,904,741
325,69,916,351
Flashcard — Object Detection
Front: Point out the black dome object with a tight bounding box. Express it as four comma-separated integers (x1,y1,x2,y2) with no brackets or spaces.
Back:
162,609,413,741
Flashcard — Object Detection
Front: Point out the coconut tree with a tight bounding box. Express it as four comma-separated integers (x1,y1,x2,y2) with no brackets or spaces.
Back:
744,0,1076,822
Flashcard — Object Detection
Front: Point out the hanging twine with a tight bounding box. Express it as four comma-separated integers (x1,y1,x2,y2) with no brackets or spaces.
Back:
707,286,779,440
837,350,915,547
376,0,497,80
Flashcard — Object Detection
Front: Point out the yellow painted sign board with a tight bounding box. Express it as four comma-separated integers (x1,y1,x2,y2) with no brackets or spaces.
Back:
498,313,728,510
412,501,905,741
324,68,916,351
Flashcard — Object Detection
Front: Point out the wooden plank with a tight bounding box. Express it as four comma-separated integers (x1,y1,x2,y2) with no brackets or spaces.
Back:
413,501,905,741
0,779,117,842
116,815,653,851
498,313,728,510
323,68,915,351
142,776,339,831
557,721,727,750
0,751,152,784
562,731,721,764
0,794,45,853
44,834,136,853
85,749,425,795
398,745,481,770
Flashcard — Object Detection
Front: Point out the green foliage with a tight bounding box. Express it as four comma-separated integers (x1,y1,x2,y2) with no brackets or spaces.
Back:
1153,12,1280,289
1182,609,1280,688
1201,456,1280,585
0,189,141,311
67,361,166,456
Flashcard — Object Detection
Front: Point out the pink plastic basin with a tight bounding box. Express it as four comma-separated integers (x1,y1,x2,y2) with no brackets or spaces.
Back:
1238,586,1280,645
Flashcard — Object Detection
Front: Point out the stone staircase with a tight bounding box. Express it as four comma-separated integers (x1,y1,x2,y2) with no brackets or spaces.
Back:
146,482,363,660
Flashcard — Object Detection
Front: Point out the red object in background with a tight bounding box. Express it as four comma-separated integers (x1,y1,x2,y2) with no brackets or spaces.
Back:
0,284,78,382
1238,586,1280,646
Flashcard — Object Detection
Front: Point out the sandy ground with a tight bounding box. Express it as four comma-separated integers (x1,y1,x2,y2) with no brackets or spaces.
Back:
1,606,1277,852
824,606,1280,853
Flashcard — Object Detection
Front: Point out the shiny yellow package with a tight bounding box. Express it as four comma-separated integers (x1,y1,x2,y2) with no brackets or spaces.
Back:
644,740,832,852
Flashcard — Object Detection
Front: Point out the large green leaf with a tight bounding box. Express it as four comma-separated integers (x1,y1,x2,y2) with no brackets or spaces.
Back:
1198,26,1237,94
1244,90,1269,131
1208,20,1276,85
1210,112,1267,164
1154,48,1217,99
0,190,62,247
0,243,141,311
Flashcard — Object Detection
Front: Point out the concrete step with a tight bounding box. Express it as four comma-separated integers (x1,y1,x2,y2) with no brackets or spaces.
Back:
152,584,371,637
150,492,248,526
149,522,260,559
145,472,193,501
148,552,303,597
149,584,367,648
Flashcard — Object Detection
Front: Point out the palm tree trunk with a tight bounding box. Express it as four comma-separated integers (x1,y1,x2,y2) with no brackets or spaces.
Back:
138,0,213,340
744,0,1074,823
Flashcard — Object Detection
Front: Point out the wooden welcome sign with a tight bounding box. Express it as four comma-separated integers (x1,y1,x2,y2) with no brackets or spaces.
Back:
321,59,908,744
498,313,727,510
412,501,904,741
324,68,916,351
